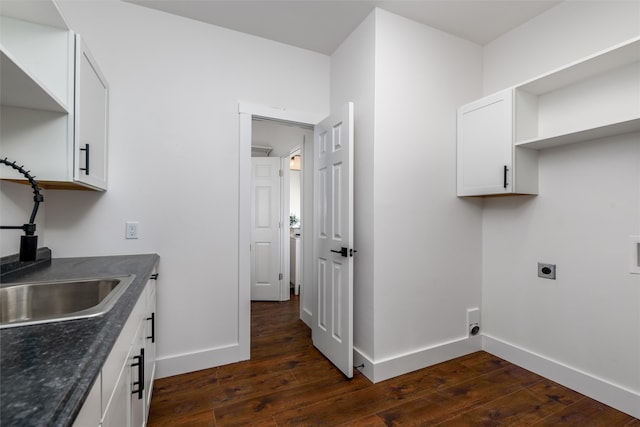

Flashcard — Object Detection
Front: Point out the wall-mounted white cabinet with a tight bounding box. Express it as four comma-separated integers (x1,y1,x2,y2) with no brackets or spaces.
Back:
514,37,640,150
73,37,109,189
457,89,538,196
458,36,639,197
0,1,108,191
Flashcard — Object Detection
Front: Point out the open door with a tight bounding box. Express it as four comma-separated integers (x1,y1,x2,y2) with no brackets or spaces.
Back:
312,102,354,378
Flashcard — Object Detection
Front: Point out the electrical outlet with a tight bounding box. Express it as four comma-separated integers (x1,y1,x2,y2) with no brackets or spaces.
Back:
125,221,139,239
467,308,480,337
538,262,556,279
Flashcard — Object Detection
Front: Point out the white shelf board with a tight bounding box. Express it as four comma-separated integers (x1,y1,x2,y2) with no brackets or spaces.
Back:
0,48,68,112
0,0,69,30
515,117,640,150
518,37,640,95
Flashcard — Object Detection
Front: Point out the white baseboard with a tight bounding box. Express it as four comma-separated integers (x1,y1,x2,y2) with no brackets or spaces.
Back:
156,342,249,378
300,307,312,329
354,336,482,383
482,334,640,419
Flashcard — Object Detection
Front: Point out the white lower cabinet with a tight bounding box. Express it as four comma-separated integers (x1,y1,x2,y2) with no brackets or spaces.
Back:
130,321,146,427
143,277,157,418
75,270,158,427
72,375,101,427
102,365,130,427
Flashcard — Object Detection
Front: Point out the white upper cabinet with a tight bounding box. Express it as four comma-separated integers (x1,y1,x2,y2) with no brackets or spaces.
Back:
74,36,109,190
514,37,640,150
0,2,72,112
0,0,108,191
457,89,538,196
457,36,640,197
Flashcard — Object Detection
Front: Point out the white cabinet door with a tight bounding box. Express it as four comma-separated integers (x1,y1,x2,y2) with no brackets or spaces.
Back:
143,275,157,418
74,35,108,190
457,89,514,196
102,363,130,427
130,321,145,427
72,375,101,427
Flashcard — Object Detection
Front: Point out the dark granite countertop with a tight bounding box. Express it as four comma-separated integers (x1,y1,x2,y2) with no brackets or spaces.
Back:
0,253,160,427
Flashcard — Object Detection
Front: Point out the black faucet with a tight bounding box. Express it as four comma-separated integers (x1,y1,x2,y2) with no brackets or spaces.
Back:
0,158,44,262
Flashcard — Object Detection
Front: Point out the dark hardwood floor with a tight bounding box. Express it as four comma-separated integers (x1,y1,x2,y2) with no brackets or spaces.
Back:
148,293,639,426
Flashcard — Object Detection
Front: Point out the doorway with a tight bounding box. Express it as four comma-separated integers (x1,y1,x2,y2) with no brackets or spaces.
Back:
239,102,355,379
288,149,302,297
250,118,311,302
238,105,322,352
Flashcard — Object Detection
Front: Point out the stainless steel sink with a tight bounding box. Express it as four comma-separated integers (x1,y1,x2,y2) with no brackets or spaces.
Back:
0,275,135,328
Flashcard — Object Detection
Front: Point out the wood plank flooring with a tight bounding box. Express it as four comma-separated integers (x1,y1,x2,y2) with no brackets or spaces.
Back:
148,294,638,426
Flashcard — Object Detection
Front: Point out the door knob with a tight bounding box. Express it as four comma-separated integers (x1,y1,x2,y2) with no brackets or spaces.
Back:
330,247,348,257
330,247,358,257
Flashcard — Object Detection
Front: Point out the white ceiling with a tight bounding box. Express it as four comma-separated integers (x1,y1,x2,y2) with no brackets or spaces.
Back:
125,0,562,55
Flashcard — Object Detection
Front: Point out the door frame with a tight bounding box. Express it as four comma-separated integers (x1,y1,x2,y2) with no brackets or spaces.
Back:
238,102,324,358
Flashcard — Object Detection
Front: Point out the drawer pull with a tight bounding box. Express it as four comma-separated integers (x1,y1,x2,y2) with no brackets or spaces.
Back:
147,312,155,343
79,144,90,175
503,165,509,189
131,349,144,399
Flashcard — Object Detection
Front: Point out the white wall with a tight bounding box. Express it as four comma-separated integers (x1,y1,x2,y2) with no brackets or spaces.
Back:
481,0,640,417
332,9,484,381
483,1,640,95
331,9,377,361
371,10,484,379
41,0,330,377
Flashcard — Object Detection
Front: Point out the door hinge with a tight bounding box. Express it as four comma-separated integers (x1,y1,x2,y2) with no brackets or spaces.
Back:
279,169,283,177
279,273,283,280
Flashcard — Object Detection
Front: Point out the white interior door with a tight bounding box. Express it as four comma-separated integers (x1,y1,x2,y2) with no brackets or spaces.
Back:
251,157,282,301
312,102,354,378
